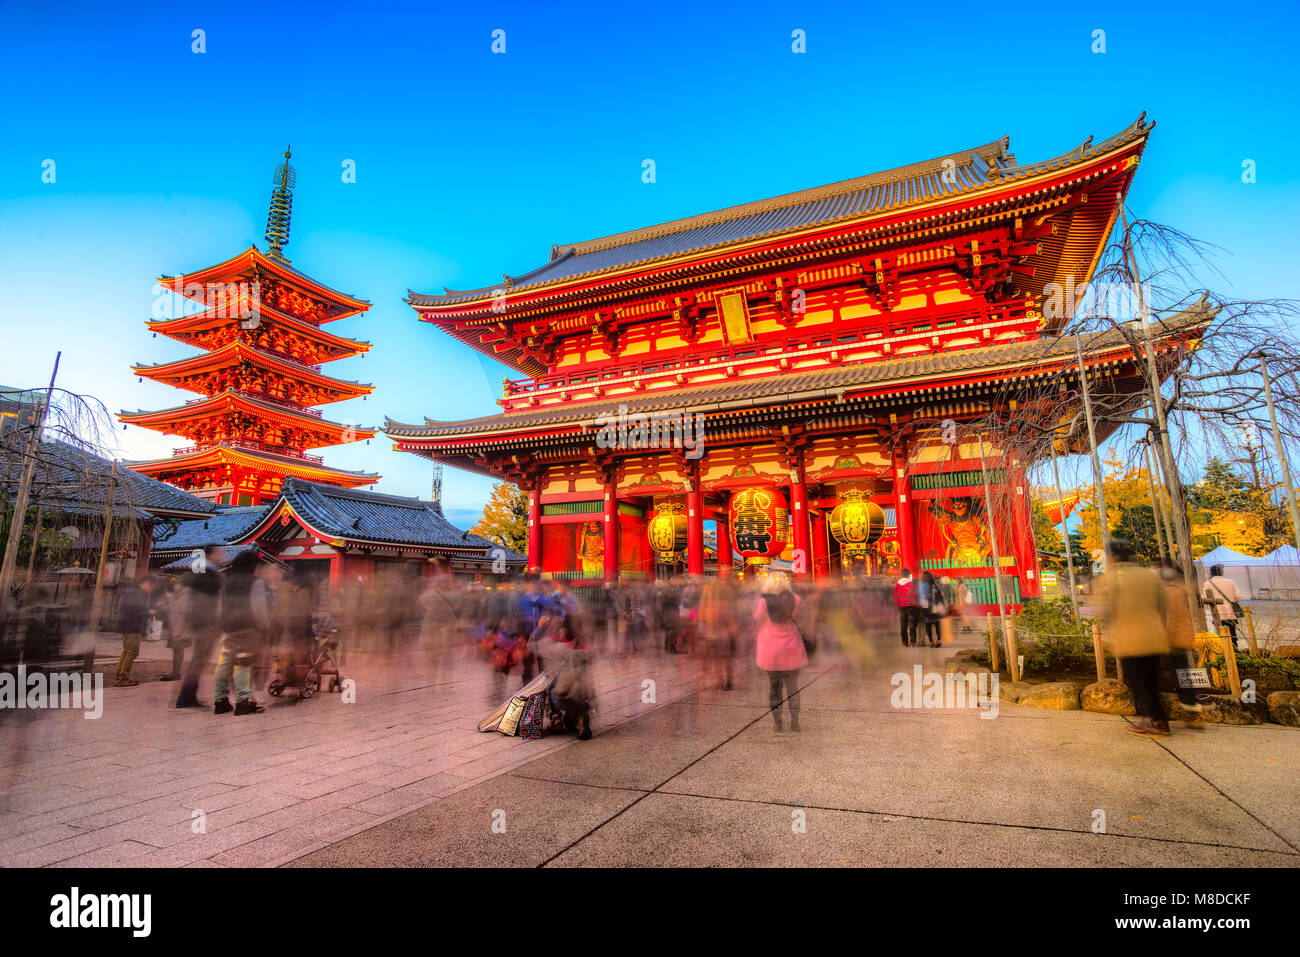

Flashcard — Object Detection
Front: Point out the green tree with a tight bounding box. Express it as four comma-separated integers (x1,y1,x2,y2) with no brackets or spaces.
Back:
470,481,528,553
1067,526,1086,565
1188,457,1255,513
1112,505,1159,565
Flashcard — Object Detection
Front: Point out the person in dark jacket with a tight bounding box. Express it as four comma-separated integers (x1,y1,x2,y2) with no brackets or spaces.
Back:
537,616,596,739
212,550,270,715
114,577,154,687
176,546,224,708
156,580,185,681
920,571,946,647
893,570,919,647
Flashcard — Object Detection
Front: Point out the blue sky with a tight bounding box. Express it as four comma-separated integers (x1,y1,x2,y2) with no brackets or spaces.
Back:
1,1,1297,526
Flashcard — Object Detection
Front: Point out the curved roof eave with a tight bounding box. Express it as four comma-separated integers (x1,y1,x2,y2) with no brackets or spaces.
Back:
408,117,1150,310
157,246,371,314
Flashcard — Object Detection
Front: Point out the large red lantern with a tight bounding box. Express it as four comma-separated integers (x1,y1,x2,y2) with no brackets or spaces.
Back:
729,487,790,559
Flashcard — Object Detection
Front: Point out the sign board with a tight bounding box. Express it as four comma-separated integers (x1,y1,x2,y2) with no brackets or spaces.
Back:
1175,668,1213,690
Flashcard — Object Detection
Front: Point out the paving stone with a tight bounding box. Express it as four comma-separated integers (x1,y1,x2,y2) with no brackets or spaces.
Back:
210,809,380,867
15,634,1294,869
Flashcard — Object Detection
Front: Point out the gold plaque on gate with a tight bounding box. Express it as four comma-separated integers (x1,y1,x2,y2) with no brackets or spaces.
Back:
716,291,752,345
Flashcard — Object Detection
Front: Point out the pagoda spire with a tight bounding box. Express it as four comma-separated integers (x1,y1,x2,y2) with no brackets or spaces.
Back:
265,146,295,260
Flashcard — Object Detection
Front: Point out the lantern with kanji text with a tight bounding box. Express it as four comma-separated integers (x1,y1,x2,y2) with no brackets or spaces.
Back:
647,503,688,561
729,487,790,560
828,489,885,550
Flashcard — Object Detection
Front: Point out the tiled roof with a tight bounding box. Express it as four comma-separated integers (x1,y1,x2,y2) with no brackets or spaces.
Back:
387,301,1213,442
152,479,524,560
151,506,269,553
120,389,378,437
115,464,218,516
132,340,374,392
410,116,1152,306
1,438,218,520
276,477,522,554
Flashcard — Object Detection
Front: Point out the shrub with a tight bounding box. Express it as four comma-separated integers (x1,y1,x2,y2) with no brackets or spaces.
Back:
1210,652,1300,688
994,597,1093,675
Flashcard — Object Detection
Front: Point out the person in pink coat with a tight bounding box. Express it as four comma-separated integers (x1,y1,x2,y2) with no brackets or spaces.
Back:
754,574,807,732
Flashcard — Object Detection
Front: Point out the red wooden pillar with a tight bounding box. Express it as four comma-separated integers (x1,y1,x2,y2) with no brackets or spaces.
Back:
527,488,541,573
328,550,343,591
810,509,829,579
790,472,811,579
1009,464,1040,599
894,441,918,575
716,514,730,578
603,482,619,582
686,484,704,576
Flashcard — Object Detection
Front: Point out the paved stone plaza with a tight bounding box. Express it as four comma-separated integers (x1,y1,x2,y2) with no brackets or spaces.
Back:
1,631,1296,868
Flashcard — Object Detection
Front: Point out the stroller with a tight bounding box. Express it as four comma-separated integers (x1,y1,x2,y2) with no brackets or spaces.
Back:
268,612,344,699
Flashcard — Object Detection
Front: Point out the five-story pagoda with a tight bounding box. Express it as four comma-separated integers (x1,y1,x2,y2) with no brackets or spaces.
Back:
122,150,380,505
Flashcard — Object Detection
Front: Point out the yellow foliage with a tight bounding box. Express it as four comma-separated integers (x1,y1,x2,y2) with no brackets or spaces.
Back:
1077,451,1165,557
470,481,528,553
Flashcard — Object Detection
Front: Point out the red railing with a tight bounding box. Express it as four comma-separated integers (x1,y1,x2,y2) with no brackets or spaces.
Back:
172,440,324,464
183,391,324,418
499,309,1033,400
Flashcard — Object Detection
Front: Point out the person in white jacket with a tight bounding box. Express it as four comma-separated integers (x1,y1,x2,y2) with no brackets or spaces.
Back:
1201,564,1243,645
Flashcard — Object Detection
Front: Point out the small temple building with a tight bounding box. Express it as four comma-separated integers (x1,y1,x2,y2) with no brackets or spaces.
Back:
387,115,1210,608
149,477,522,589
121,149,379,505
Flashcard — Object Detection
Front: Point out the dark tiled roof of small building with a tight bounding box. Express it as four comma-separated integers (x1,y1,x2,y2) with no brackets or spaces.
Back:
149,481,526,559
0,438,218,520
151,506,269,553
277,477,522,554
410,117,1153,306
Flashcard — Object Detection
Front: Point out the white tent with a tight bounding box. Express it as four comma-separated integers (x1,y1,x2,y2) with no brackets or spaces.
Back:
1263,544,1300,565
1197,543,1300,600
1253,545,1300,601
1196,545,1257,569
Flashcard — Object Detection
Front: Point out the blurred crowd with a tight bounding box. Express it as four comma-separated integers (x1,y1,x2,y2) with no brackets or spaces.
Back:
4,550,962,739
415,571,907,735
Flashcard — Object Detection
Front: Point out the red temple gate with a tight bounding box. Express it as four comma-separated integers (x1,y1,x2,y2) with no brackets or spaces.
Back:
388,117,1210,608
